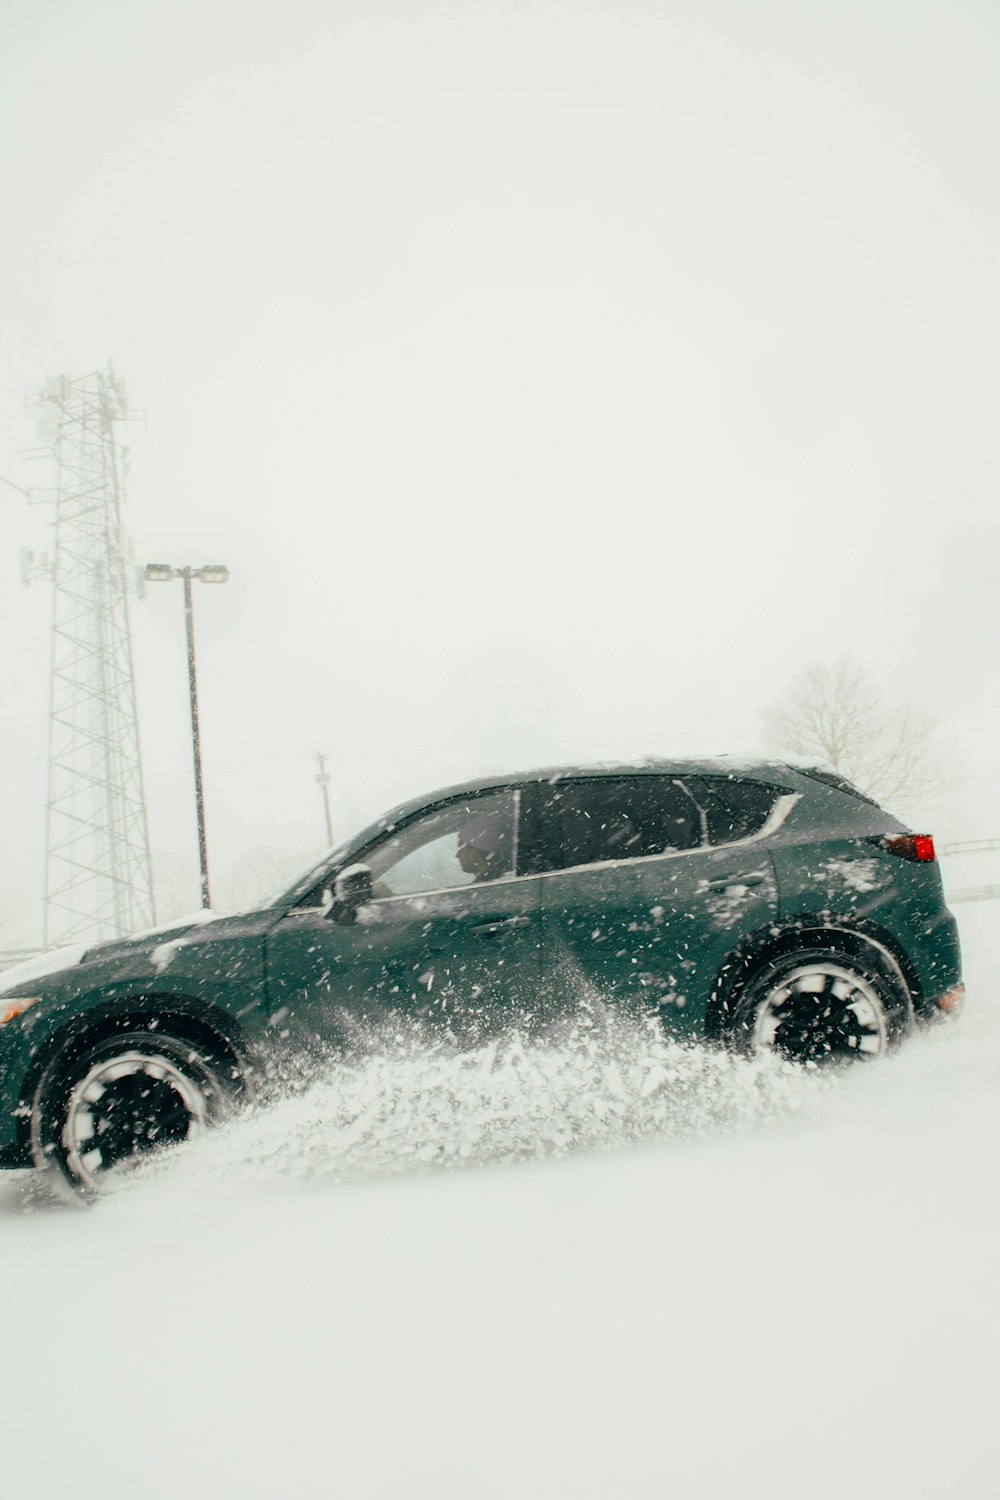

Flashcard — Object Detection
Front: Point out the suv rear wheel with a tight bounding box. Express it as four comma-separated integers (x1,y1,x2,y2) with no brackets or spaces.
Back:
31,1030,238,1199
730,945,912,1066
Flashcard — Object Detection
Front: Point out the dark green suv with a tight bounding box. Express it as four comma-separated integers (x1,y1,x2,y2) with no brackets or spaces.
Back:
0,760,964,1194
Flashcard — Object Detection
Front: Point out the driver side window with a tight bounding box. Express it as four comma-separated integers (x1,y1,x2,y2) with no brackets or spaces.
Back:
363,790,519,898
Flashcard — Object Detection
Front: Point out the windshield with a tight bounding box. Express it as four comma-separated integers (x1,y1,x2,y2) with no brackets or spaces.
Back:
261,837,356,908
261,781,518,909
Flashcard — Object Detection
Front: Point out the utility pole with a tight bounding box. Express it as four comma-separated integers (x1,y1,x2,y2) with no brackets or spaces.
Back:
315,752,334,847
144,563,230,910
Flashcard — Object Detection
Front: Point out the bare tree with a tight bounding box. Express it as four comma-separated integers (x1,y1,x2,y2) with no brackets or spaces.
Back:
762,657,947,810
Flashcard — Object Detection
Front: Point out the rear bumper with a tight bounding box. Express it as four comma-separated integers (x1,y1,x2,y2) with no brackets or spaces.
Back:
919,981,966,1021
902,905,963,1019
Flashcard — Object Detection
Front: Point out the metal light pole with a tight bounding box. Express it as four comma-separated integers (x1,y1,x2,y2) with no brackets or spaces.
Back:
144,563,229,909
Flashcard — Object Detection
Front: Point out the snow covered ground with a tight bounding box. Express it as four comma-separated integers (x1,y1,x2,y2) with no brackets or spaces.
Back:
0,906,997,1499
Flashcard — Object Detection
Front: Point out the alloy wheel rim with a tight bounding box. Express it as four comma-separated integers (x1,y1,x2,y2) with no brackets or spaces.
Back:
752,962,889,1064
62,1050,208,1188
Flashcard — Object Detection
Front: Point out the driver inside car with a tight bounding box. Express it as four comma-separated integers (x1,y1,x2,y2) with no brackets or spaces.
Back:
455,811,515,884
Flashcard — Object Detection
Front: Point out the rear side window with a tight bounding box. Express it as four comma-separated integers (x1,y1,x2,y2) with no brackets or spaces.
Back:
686,776,779,845
529,777,704,873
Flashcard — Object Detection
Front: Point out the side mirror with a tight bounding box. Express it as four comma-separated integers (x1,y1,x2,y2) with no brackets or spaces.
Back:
326,863,374,924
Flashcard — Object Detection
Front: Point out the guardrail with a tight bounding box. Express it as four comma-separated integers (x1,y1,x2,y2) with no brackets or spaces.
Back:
946,885,1000,904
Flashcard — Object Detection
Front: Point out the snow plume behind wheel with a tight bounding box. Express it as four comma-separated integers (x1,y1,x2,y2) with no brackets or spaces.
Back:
30,1031,238,1200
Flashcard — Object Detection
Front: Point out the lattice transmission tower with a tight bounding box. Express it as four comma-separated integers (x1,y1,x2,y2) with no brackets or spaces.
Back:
25,367,155,947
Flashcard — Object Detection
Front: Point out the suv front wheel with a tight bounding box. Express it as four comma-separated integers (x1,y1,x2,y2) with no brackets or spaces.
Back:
30,1030,238,1199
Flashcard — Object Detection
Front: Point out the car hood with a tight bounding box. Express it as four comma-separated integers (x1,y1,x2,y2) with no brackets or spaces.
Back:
78,912,221,965
0,911,228,998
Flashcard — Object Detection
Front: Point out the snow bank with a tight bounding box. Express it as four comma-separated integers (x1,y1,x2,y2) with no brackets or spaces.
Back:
0,908,996,1500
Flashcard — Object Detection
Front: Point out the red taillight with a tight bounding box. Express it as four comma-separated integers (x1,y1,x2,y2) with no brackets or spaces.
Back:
882,834,937,862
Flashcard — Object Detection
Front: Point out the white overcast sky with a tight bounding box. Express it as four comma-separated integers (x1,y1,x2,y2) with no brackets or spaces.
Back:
2,0,998,939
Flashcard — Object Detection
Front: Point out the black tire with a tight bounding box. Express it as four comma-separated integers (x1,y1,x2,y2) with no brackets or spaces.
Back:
30,1030,238,1199
728,943,913,1066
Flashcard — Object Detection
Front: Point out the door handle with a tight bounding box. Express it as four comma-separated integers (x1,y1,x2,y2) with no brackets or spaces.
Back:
471,915,530,938
705,873,767,891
